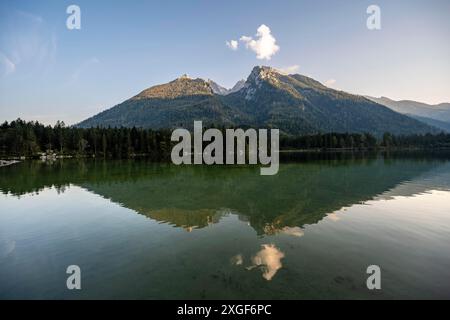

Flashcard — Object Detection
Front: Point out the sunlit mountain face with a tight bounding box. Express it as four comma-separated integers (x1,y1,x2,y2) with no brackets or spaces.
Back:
1,152,450,299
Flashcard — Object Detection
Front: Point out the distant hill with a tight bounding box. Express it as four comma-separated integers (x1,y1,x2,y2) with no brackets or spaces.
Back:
366,96,450,132
77,66,438,136
408,115,450,133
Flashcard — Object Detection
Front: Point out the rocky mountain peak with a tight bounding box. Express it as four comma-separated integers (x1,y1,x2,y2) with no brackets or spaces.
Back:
179,74,191,80
207,79,229,95
229,79,246,93
247,66,281,84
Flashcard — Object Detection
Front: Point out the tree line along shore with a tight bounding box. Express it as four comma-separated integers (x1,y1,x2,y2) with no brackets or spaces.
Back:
1,119,450,161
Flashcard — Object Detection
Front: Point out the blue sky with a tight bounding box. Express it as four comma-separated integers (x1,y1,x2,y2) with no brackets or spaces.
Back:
0,0,449,125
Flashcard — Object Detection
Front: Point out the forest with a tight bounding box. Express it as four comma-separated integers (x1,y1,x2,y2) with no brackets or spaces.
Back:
1,119,450,159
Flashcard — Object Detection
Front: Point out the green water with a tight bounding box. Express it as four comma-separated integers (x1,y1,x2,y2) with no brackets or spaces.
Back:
1,153,450,299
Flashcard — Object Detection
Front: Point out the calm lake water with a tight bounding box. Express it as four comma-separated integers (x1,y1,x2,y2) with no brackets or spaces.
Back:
1,152,450,299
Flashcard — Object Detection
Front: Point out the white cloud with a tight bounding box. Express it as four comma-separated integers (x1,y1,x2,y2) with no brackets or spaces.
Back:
248,244,285,281
240,36,252,43
239,24,280,60
0,52,16,76
281,226,304,237
324,79,337,87
327,213,341,221
278,64,300,75
226,40,238,51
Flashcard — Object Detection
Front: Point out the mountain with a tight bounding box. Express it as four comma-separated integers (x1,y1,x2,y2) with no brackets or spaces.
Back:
77,66,438,136
229,79,246,93
207,79,246,95
366,96,450,132
407,115,450,133
220,66,438,135
78,75,243,129
207,79,229,95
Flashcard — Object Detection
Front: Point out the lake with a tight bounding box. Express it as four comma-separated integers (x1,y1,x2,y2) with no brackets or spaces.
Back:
1,152,450,299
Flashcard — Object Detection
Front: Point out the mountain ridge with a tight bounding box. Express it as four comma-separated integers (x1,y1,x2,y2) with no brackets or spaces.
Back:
77,66,439,136
366,96,450,133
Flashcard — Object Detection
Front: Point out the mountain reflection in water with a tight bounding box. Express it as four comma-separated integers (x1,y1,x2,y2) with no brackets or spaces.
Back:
1,152,450,235
1,151,450,299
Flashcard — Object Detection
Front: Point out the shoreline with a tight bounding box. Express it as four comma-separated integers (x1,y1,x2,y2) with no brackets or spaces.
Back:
0,160,20,167
1,147,449,166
